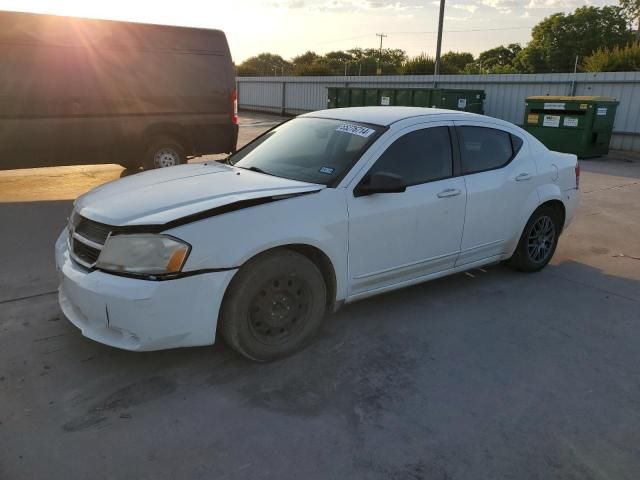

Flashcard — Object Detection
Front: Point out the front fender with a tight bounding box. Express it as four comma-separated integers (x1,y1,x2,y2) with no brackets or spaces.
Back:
167,189,349,301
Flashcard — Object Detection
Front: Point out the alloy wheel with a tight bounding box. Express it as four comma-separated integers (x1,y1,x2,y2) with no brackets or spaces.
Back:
527,215,556,263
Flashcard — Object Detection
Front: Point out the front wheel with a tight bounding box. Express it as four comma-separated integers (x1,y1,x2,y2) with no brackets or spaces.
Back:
507,206,561,272
219,250,327,362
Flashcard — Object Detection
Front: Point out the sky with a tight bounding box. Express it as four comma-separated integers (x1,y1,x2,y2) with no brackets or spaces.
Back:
0,0,615,62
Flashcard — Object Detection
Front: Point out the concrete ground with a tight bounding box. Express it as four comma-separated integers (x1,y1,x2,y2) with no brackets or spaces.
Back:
1,113,639,479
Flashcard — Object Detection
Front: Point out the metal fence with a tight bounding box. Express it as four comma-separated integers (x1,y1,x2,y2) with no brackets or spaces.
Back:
237,72,640,152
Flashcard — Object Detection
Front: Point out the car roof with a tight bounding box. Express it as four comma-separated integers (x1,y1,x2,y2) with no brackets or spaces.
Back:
301,106,479,127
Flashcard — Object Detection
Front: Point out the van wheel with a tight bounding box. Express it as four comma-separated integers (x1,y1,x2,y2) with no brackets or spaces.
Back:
144,136,185,169
507,205,561,272
219,250,327,362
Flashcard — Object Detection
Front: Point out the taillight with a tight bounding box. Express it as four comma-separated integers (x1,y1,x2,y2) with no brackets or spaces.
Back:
231,89,238,125
575,161,580,189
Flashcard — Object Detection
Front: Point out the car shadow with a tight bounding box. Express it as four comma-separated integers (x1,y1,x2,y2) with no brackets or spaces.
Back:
582,150,640,180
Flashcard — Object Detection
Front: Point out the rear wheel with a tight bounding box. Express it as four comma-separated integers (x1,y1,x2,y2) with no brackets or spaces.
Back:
507,205,561,272
219,250,327,362
143,136,186,169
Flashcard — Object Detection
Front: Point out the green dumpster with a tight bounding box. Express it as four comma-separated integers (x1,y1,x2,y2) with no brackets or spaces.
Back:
439,90,485,113
326,87,485,113
327,87,338,108
523,96,619,158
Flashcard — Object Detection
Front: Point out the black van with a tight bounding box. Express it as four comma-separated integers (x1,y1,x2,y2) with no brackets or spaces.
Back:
0,11,238,170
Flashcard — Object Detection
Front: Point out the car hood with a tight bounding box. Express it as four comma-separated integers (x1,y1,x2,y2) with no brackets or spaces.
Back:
75,162,324,226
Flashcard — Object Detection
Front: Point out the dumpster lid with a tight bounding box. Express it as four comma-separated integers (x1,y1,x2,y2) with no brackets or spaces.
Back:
526,95,617,102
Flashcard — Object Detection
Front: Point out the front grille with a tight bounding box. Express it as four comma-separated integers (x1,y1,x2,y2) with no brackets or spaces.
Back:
69,213,113,268
72,238,101,265
75,217,112,244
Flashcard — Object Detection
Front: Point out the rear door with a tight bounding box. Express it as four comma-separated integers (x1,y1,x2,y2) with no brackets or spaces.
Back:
453,122,536,266
346,123,467,297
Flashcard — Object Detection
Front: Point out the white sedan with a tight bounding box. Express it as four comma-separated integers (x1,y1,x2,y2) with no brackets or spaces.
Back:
55,107,580,361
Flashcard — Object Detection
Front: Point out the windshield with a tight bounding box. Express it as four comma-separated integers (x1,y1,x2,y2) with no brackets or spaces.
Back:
229,117,383,185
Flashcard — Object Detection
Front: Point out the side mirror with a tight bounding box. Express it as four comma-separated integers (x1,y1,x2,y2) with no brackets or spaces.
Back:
356,171,406,197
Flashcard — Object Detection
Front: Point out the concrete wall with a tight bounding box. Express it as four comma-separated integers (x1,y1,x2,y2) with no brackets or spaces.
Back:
237,72,640,151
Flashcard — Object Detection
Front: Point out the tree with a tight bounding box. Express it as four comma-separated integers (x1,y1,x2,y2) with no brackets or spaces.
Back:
291,51,320,66
518,6,633,72
401,54,436,75
440,51,474,73
476,44,521,71
620,0,640,38
291,51,327,75
237,53,290,76
583,43,640,71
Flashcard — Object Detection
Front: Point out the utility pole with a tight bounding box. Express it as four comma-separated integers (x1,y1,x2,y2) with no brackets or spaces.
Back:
569,55,579,96
433,0,446,85
376,32,387,75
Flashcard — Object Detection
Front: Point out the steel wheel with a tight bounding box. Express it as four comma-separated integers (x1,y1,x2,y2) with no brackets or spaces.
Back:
219,249,327,362
248,274,311,345
526,215,556,263
153,148,181,168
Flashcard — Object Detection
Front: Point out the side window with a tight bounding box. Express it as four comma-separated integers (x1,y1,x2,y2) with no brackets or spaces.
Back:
367,127,453,186
511,134,524,155
458,126,514,175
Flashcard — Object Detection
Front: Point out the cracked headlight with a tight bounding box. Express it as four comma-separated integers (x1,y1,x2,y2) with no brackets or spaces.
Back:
96,234,190,277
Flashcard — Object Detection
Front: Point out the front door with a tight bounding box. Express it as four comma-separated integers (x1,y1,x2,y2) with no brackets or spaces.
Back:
347,123,467,297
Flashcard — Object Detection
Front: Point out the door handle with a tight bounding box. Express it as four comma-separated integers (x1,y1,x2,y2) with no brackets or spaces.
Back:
437,188,462,198
516,172,532,182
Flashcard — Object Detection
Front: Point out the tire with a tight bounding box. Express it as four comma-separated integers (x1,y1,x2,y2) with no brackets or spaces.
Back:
507,205,561,272
143,136,186,169
219,250,327,362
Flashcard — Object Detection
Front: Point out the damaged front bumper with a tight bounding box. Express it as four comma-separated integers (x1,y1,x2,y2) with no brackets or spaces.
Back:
55,229,237,351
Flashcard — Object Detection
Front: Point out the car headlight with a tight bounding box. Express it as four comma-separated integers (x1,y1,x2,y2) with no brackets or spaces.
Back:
96,234,190,277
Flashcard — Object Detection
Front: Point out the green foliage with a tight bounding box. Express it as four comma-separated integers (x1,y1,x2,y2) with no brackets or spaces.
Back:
619,0,640,26
237,53,290,76
583,43,640,71
239,48,407,76
440,51,475,74
518,6,633,72
291,51,320,65
400,54,436,75
478,44,521,70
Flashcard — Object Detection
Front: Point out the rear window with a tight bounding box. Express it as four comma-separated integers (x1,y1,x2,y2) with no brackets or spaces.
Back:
511,134,524,155
457,126,515,175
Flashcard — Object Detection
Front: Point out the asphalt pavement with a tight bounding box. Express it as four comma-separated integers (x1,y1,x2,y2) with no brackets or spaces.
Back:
0,113,639,479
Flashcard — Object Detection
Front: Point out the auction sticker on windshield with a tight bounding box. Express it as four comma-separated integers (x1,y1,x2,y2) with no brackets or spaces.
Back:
335,124,375,137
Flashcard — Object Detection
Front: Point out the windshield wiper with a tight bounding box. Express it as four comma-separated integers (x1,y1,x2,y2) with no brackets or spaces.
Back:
240,165,275,176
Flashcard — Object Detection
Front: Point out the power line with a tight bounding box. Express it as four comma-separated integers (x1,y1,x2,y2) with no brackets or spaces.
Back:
388,26,535,34
317,25,535,45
